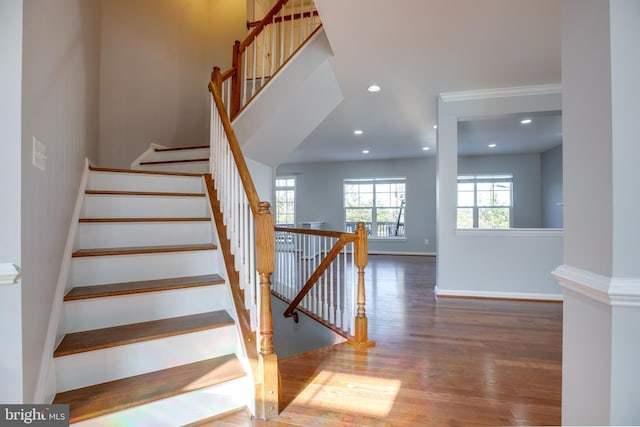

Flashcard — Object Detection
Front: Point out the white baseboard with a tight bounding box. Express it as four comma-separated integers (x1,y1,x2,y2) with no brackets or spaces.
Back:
435,286,563,302
368,251,436,256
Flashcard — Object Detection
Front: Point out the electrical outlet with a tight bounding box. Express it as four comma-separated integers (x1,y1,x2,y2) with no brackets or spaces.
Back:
32,137,47,170
424,239,429,245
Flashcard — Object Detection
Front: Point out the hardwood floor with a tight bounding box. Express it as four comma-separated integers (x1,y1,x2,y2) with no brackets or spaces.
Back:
208,255,562,426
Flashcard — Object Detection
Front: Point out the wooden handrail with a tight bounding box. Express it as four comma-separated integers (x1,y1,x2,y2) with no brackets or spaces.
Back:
274,226,350,238
240,0,289,51
247,10,319,29
277,222,373,347
282,235,354,319
209,68,261,215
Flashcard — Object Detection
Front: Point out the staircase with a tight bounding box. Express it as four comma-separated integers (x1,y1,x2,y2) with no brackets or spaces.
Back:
52,161,251,426
131,144,211,174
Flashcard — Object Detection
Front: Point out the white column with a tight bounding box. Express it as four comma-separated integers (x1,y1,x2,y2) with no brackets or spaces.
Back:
0,0,24,403
555,0,640,424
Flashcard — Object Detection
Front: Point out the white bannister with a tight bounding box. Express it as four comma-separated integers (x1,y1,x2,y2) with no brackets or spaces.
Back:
273,229,357,336
210,96,258,329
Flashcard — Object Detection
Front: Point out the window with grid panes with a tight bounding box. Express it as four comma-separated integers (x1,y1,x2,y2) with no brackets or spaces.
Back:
275,177,296,226
344,178,406,238
457,174,512,229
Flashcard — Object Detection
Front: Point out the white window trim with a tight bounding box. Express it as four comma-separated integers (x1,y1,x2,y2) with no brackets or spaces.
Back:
457,174,513,229
343,177,406,239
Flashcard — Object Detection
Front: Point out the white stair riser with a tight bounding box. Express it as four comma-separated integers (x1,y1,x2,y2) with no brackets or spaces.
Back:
63,285,227,333
72,377,248,427
135,161,210,175
144,148,210,163
77,221,213,248
71,250,219,286
88,172,204,193
83,195,208,218
55,326,237,392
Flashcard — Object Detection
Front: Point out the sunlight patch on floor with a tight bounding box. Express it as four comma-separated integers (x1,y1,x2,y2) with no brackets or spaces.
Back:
292,370,401,417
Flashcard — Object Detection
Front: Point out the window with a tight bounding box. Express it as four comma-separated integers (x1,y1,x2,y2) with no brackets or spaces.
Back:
344,178,406,238
275,177,296,226
457,174,512,229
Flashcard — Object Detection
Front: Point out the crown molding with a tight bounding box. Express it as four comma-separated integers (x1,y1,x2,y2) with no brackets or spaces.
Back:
440,83,562,103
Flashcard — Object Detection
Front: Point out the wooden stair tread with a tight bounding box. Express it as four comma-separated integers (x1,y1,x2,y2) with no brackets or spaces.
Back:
85,190,205,197
53,354,245,424
89,165,202,177
65,274,225,301
72,243,217,257
54,311,234,357
140,158,209,165
79,217,210,223
154,145,209,152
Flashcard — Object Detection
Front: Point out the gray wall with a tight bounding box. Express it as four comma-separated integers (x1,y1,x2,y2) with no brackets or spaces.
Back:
99,0,247,168
541,145,563,228
277,157,436,254
458,153,542,228
21,0,101,402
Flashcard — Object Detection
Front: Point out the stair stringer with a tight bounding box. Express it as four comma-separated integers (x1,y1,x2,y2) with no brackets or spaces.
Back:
204,174,259,417
35,159,91,404
232,27,343,167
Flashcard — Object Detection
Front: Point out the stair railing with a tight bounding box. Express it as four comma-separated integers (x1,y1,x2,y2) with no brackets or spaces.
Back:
218,0,321,120
273,223,374,347
209,69,278,419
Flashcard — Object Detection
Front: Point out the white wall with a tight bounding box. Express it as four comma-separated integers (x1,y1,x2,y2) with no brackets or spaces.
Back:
246,157,274,204
21,0,101,403
558,1,640,424
99,0,247,168
0,0,24,403
277,157,436,254
437,88,563,300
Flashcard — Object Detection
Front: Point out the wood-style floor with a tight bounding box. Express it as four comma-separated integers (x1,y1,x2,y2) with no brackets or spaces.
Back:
210,255,562,426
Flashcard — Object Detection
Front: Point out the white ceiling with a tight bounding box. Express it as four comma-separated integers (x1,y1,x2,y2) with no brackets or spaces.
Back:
283,0,561,164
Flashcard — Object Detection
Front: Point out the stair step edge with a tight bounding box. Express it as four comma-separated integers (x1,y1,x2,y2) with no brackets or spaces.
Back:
72,243,217,257
154,145,210,152
54,311,234,357
53,354,245,424
140,158,209,166
85,190,206,197
89,165,203,177
64,274,225,301
79,217,211,223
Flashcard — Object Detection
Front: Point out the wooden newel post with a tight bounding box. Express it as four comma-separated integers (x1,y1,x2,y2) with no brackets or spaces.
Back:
255,201,278,418
210,66,222,93
230,40,242,118
354,222,373,346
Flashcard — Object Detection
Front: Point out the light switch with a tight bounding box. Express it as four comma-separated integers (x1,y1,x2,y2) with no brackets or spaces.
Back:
33,136,47,170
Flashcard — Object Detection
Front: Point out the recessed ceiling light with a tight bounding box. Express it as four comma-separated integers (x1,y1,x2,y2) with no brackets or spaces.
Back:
362,149,370,154
521,118,532,124
488,144,497,148
422,147,430,151
367,84,381,92
433,125,438,129
354,129,363,135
